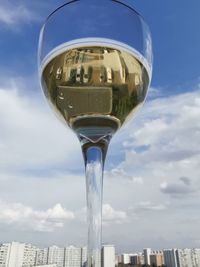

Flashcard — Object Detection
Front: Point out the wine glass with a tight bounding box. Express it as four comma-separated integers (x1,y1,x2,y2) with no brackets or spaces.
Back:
38,0,152,266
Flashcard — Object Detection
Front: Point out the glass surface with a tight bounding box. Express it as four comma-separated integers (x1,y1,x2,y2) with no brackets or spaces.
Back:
38,1,152,266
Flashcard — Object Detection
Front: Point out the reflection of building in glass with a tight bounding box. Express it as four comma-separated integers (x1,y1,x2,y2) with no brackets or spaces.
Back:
45,46,145,94
121,51,143,95
42,45,149,130
56,47,134,87
57,86,113,121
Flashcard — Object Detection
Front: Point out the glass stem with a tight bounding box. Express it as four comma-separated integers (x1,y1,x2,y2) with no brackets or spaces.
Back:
81,138,109,267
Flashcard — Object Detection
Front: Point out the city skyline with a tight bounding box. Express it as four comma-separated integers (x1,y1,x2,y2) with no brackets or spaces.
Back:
1,240,200,255
0,0,200,252
1,241,200,267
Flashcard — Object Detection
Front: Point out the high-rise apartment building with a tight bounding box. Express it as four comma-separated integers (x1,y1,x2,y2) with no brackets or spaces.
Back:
163,248,200,267
138,253,144,265
6,242,25,267
0,243,11,267
121,253,130,264
150,253,164,266
47,246,65,267
7,242,37,267
81,247,87,267
176,248,192,267
102,245,115,267
143,248,151,265
176,248,200,267
35,248,48,266
163,249,178,267
22,243,37,267
130,254,141,265
64,246,82,267
191,248,200,267
0,243,89,267
0,242,37,267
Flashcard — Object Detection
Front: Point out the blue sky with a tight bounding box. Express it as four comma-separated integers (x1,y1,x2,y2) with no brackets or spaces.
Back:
134,0,200,90
1,0,200,90
0,0,200,253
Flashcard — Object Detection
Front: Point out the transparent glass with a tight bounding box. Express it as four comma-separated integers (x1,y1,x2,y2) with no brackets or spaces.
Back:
38,1,152,266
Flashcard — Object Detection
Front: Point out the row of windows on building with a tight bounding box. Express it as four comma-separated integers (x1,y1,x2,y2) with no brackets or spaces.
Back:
0,242,115,267
0,243,83,267
119,248,200,267
1,243,200,267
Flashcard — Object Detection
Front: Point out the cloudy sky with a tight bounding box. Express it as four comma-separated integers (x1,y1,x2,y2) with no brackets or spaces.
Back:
0,0,200,253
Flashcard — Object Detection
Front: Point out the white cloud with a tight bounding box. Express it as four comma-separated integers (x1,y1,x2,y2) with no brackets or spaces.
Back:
132,118,168,146
120,89,200,172
132,177,144,184
102,204,127,225
0,3,39,27
0,86,80,172
103,86,200,249
105,168,143,184
180,176,191,186
148,87,162,98
133,201,168,212
1,77,200,249
76,204,127,225
160,177,197,198
0,200,74,232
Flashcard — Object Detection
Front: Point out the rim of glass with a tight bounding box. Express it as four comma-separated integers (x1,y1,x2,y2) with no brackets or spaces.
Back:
39,37,152,80
44,0,143,25
39,0,153,78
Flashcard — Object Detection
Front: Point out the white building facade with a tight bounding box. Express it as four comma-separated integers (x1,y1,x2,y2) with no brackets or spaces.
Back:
102,245,115,267
0,243,11,267
191,249,200,267
143,248,151,265
47,246,65,267
121,253,130,264
35,248,48,266
64,246,82,267
163,249,178,267
22,243,37,267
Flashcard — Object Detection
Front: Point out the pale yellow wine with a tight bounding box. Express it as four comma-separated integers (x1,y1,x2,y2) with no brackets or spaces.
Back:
41,45,150,142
